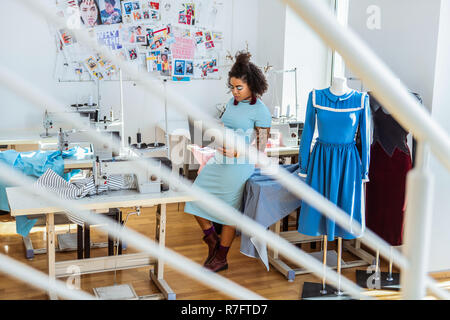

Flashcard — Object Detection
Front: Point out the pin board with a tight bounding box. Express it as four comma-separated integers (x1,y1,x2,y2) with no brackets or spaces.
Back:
54,0,226,82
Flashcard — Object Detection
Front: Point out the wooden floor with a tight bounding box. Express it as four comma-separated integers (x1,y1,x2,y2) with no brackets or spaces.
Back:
0,203,448,300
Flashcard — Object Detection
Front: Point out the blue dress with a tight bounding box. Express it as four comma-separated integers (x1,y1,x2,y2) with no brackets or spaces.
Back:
184,98,272,225
297,88,371,240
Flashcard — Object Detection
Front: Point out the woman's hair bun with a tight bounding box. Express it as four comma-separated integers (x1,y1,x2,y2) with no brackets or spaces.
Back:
234,51,251,66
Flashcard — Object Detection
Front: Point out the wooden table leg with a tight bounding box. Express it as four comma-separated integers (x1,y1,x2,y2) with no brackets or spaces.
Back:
154,204,166,279
46,213,57,300
150,203,175,299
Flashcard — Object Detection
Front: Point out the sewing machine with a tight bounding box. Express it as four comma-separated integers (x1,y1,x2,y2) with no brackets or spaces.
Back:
54,128,115,159
271,120,304,147
93,157,172,194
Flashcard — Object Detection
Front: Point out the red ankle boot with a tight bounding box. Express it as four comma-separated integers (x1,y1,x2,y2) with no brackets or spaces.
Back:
202,232,220,265
204,245,229,272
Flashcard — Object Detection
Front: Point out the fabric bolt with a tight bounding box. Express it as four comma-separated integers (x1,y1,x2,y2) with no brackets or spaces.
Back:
240,164,304,270
184,98,272,225
0,147,91,233
297,88,371,241
365,92,417,246
36,168,137,226
0,147,90,237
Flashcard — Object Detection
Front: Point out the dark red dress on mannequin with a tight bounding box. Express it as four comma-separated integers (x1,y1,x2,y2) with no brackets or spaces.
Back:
365,93,416,246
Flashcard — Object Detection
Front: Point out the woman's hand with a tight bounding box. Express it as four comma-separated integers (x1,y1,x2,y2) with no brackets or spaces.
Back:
217,147,239,158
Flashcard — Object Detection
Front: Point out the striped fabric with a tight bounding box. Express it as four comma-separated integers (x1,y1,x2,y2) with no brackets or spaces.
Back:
36,169,137,225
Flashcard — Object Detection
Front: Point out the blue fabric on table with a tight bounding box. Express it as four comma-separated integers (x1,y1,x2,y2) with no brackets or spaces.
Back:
240,164,304,270
0,147,91,237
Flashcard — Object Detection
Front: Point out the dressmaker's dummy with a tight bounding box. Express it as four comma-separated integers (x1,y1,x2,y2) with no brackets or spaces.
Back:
329,76,352,96
316,76,359,295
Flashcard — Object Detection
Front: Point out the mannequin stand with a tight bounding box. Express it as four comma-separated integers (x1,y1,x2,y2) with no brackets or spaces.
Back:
301,236,352,300
356,247,400,290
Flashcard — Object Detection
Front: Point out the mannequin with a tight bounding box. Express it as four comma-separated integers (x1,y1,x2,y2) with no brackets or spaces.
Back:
298,78,370,298
328,76,358,295
329,76,352,96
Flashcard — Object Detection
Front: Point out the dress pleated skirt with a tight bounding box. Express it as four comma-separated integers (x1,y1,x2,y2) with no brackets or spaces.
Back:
298,140,365,240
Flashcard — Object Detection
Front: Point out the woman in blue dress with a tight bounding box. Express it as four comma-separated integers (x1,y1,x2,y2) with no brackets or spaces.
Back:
297,86,371,241
184,52,272,272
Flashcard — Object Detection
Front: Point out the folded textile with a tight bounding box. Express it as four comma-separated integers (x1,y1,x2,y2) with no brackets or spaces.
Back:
0,147,91,236
35,168,137,225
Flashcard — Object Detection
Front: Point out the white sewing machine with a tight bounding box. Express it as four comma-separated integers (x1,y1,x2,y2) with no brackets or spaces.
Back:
93,157,171,194
271,120,304,147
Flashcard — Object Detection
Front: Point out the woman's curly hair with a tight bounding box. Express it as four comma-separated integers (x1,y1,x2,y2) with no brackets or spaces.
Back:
228,51,268,105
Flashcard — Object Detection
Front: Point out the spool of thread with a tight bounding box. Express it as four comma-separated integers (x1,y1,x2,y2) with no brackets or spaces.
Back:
128,136,131,146
273,106,280,118
286,104,291,117
137,131,142,143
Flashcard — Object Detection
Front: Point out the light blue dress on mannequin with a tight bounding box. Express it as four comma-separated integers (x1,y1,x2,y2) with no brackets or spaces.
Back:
297,88,371,240
184,98,272,225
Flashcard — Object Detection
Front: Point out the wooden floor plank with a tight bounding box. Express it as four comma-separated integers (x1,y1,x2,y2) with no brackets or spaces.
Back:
0,204,447,300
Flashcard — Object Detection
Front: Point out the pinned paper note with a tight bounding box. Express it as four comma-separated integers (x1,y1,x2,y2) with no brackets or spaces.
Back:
171,36,196,59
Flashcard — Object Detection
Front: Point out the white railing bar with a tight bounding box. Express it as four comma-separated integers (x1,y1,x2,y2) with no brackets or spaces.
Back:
0,162,264,300
0,62,372,300
281,0,450,172
13,0,409,275
0,62,378,300
0,253,96,300
281,0,450,301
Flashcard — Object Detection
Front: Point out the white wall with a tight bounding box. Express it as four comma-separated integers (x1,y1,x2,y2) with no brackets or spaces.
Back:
347,0,442,109
348,0,450,272
428,0,450,273
283,1,333,121
0,0,260,144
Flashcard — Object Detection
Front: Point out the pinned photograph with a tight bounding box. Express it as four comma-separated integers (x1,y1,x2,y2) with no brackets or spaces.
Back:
178,3,195,26
160,51,171,76
133,11,142,21
93,70,104,80
123,1,132,14
212,31,223,41
136,35,147,44
97,29,122,50
194,31,204,44
85,56,98,71
132,1,140,10
150,1,159,10
174,59,185,76
205,40,215,49
205,31,212,42
99,0,122,25
151,9,160,20
58,28,77,46
178,14,186,24
78,0,102,27
185,60,194,76
127,47,138,60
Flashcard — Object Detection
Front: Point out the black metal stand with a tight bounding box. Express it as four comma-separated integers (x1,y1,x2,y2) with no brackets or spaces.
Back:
355,270,400,290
